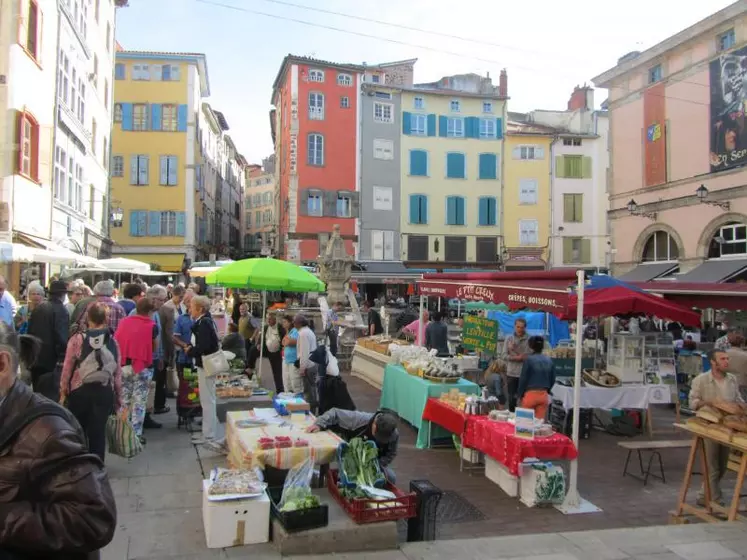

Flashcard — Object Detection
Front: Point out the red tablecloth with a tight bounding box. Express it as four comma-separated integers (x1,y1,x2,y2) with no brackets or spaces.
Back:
422,398,469,436
463,416,578,476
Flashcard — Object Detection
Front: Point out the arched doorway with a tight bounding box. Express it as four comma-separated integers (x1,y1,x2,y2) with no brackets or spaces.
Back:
641,230,680,263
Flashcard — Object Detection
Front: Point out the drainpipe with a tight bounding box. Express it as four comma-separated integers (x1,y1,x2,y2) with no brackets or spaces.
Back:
548,135,559,269
500,100,507,269
46,7,63,281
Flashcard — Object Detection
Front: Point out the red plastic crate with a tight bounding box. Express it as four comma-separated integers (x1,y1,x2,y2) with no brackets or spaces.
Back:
327,469,417,524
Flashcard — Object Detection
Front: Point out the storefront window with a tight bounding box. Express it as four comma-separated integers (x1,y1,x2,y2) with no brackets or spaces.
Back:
641,230,679,262
707,222,747,259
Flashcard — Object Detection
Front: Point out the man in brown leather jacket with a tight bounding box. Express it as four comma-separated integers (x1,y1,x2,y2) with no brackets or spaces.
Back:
0,323,116,559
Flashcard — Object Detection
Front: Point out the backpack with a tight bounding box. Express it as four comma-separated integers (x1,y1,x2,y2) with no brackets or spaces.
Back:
76,328,118,387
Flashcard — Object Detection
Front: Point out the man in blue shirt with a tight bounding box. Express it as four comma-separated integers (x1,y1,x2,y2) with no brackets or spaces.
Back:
0,275,18,330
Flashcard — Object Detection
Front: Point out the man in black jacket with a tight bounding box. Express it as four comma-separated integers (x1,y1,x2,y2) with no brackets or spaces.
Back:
27,280,69,399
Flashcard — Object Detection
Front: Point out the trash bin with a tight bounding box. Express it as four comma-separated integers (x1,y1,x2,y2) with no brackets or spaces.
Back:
406,479,443,542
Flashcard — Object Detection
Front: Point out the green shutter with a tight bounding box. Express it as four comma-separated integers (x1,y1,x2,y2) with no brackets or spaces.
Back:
555,156,565,178
574,194,583,222
581,239,591,264
563,194,573,222
563,238,573,264
582,156,592,179
402,112,412,135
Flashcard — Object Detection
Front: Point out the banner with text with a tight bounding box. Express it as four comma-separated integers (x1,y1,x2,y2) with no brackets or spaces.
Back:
418,280,569,314
710,45,747,172
462,315,499,354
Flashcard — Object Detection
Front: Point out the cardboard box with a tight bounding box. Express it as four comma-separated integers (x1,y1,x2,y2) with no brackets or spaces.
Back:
202,480,270,549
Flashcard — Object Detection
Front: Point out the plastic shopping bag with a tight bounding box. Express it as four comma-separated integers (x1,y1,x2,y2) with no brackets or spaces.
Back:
106,411,143,459
278,458,320,512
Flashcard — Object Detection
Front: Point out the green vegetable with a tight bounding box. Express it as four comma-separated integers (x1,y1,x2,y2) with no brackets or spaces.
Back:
279,486,321,512
341,438,381,488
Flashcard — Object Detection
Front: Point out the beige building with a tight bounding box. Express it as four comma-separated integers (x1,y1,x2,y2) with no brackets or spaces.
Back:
245,155,276,256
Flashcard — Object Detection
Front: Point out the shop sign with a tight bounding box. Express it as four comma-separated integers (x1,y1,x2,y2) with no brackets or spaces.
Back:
289,134,297,174
506,292,563,310
291,98,298,121
462,315,498,354
456,284,495,301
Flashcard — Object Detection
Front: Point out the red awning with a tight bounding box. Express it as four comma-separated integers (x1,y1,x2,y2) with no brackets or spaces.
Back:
417,271,575,313
631,282,747,312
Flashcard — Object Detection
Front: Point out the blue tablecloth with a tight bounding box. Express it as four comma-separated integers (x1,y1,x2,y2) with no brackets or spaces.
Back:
379,364,480,449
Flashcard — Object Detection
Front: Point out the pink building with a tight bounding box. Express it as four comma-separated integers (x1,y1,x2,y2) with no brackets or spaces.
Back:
593,3,747,283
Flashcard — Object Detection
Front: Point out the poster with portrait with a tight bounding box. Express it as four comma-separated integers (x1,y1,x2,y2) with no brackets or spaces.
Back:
710,45,747,172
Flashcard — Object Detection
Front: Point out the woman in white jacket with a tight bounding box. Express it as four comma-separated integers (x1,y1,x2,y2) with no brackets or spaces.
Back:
294,314,317,407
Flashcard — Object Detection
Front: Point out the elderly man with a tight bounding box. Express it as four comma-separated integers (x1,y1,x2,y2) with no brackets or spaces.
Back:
73,279,126,335
689,349,745,505
715,327,743,352
502,318,529,411
160,285,185,397
27,280,69,399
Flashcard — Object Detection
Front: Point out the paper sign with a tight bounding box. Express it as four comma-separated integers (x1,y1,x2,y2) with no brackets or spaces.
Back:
514,407,536,439
462,315,499,354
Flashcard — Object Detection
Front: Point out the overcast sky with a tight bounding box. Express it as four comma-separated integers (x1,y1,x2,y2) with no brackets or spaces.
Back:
115,0,735,164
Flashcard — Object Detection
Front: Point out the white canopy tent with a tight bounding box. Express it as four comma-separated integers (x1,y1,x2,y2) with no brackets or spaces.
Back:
0,242,102,267
97,257,152,273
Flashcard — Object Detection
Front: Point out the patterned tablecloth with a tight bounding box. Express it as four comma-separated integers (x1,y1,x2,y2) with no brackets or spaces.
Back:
225,410,343,470
463,416,578,477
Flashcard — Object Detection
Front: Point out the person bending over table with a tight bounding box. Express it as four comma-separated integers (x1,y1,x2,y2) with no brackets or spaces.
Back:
689,349,745,506
517,335,556,421
306,408,399,482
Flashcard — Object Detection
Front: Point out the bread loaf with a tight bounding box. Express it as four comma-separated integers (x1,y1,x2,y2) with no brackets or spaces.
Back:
687,417,711,432
713,401,745,416
707,424,734,440
696,405,724,424
723,415,747,433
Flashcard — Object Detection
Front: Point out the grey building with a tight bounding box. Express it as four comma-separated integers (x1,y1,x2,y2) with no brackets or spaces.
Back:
359,84,401,261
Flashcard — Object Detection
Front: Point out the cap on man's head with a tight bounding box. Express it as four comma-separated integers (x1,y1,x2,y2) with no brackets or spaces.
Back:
373,412,398,444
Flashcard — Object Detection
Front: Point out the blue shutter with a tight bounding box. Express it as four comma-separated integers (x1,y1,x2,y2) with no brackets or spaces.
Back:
495,118,503,139
438,115,447,137
421,195,428,224
488,197,497,225
427,114,436,137
168,156,178,185
115,63,125,80
177,105,188,131
137,211,147,236
130,156,139,185
479,153,497,180
129,211,139,236
447,153,465,179
457,197,465,225
478,198,488,226
139,155,149,184
409,195,419,224
176,212,186,236
121,103,133,131
159,156,168,185
151,104,162,131
410,150,427,176
148,211,161,236
446,196,455,225
402,111,412,135
466,117,479,138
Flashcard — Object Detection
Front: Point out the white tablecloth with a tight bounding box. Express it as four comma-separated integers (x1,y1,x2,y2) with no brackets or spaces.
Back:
551,384,672,410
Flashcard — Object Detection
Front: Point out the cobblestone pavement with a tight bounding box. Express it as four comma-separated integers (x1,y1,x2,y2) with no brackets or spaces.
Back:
101,364,744,559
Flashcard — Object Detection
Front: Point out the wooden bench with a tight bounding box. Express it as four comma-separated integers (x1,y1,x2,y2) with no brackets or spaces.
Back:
619,440,692,486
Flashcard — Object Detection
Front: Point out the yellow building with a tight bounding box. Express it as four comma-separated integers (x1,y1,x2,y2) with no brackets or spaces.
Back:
110,51,209,272
502,121,554,270
400,87,506,267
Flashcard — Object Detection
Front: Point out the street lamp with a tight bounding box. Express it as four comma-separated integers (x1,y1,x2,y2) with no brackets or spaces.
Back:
110,207,124,227
696,184,730,210
626,199,657,220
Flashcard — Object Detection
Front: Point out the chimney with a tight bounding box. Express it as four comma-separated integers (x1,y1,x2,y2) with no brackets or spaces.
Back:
498,69,507,97
567,85,588,111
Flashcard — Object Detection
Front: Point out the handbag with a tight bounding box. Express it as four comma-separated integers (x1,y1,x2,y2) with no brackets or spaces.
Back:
199,316,229,377
106,410,143,459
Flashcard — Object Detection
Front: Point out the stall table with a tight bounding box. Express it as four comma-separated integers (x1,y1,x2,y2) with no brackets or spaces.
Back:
216,394,275,423
464,416,578,477
552,383,673,436
225,410,343,470
380,364,479,449
671,423,747,524
350,344,392,389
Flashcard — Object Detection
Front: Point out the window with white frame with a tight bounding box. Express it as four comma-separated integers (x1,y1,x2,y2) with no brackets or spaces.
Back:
411,114,427,136
340,96,350,108
161,104,178,131
414,96,425,110
708,222,747,258
54,147,66,203
372,186,393,211
374,91,391,99
132,63,151,80
482,101,493,113
371,230,395,260
719,29,736,52
133,104,148,131
112,155,124,177
450,99,461,112
642,231,679,262
307,192,323,216
66,154,74,206
308,133,324,166
479,118,495,139
58,51,70,105
447,117,464,138
75,163,83,211
373,138,394,160
160,211,177,236
514,145,544,160
337,73,352,86
374,102,393,123
337,193,352,217
519,219,539,245
308,69,324,82
519,179,538,205
309,92,324,120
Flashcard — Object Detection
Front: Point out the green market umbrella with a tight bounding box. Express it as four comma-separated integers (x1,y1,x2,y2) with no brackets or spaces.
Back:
205,258,325,390
205,258,325,292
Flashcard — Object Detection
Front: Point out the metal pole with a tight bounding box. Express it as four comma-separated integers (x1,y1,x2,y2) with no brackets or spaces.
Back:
565,269,585,507
257,290,267,382
418,295,425,347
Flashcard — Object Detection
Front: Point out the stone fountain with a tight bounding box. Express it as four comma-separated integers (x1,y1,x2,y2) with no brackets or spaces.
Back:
318,224,354,304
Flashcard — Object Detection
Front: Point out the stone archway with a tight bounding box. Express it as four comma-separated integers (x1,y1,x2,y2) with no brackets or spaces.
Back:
631,222,686,263
695,212,747,259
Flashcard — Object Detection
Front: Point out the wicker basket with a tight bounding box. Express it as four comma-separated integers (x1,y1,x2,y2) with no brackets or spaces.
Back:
582,369,621,388
423,374,462,384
